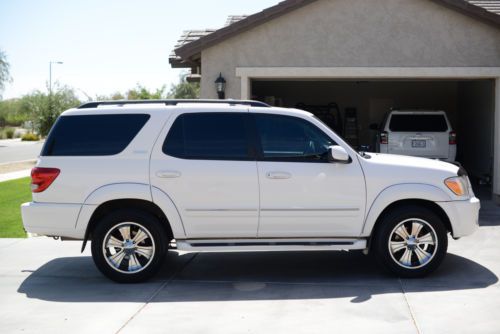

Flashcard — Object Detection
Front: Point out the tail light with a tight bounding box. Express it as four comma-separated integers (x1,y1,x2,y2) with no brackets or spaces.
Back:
31,167,60,193
449,131,457,145
380,131,388,145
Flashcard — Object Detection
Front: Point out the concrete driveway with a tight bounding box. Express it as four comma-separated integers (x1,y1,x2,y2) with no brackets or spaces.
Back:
1,204,499,334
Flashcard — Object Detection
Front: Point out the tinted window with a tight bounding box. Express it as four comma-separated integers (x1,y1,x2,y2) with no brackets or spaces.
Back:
389,114,448,132
255,114,335,162
41,114,150,156
163,113,251,160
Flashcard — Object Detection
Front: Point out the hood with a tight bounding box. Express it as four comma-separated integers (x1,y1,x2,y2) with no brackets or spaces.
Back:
365,153,459,176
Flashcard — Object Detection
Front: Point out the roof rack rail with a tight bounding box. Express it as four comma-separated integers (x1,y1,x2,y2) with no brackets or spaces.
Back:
77,99,270,109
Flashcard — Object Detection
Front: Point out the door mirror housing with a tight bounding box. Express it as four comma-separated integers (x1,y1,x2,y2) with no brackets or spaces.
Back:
328,145,351,164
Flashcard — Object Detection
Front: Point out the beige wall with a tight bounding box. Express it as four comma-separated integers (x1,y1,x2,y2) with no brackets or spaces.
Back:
200,0,500,99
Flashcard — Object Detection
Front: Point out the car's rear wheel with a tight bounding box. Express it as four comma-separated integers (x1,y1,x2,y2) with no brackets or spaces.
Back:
372,205,448,278
91,209,167,283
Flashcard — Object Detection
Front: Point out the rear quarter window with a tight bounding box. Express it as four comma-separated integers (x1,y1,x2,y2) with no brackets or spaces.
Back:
41,114,150,156
389,114,448,132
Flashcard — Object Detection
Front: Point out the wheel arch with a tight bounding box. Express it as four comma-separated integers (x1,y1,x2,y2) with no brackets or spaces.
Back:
362,184,453,238
78,183,187,252
369,199,453,238
84,199,174,245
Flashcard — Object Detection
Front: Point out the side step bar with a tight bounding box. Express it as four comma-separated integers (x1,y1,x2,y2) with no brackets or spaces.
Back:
176,238,367,252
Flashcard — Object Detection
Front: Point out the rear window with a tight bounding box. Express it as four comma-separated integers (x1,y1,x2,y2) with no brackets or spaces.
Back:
162,113,251,160
41,114,150,156
389,114,448,132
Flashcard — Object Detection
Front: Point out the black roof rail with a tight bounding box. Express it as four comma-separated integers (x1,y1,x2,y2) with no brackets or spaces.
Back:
77,99,270,109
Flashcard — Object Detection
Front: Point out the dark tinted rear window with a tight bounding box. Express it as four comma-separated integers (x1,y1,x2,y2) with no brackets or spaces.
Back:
389,114,448,132
41,114,150,156
162,113,251,160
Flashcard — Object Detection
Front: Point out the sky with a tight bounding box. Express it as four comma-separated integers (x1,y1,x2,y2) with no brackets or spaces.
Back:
0,0,279,100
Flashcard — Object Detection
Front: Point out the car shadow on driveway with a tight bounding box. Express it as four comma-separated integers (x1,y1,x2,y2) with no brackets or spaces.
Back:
17,250,498,304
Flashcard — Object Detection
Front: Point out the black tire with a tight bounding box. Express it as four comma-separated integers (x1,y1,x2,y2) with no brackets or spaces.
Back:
372,205,448,278
91,209,168,283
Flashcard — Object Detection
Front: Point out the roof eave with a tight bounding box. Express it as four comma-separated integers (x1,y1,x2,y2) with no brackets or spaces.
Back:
431,0,500,28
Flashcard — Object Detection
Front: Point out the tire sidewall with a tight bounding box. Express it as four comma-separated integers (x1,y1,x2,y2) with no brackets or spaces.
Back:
91,209,167,283
373,206,448,278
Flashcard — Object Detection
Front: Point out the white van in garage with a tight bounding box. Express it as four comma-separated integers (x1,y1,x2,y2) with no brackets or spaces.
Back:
378,110,457,162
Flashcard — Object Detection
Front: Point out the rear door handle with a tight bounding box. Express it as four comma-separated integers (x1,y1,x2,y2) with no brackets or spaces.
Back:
266,171,292,179
156,170,181,178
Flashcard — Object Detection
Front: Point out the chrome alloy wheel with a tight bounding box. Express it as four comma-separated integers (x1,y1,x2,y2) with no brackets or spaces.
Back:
102,222,156,274
388,218,438,269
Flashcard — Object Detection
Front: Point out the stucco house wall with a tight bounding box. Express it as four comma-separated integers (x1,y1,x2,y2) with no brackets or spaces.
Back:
200,0,500,99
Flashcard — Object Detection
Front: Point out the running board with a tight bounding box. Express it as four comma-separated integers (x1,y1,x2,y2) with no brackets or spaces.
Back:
176,238,367,252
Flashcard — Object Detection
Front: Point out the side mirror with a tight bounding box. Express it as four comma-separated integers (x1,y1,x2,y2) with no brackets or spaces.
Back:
328,145,351,164
369,123,379,131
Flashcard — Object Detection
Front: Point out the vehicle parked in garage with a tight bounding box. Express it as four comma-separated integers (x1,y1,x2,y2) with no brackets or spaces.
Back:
21,100,479,283
375,110,457,162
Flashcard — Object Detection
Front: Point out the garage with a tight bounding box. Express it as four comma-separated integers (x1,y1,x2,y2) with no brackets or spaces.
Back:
251,79,495,195
170,0,500,201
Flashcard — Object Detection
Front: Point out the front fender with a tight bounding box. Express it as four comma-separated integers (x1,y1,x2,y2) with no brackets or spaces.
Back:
361,183,452,236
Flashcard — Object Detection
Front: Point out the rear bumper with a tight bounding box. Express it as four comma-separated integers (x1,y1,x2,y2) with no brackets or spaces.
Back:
437,197,480,238
21,202,85,239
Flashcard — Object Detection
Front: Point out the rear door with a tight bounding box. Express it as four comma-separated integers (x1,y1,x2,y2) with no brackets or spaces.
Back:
150,111,260,239
386,112,450,159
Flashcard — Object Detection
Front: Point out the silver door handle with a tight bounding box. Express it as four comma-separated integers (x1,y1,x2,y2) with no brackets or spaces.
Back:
266,171,292,179
156,170,181,178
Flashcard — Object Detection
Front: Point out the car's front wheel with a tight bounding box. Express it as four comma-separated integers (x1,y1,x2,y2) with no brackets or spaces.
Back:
372,205,448,278
91,209,167,283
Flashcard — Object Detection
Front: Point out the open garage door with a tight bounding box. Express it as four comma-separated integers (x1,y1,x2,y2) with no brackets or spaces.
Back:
251,79,495,197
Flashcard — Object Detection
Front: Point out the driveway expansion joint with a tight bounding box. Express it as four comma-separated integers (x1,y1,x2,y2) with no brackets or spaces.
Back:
114,252,199,334
399,278,422,334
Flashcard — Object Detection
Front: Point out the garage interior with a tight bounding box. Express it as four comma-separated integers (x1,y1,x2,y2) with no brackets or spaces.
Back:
252,79,495,197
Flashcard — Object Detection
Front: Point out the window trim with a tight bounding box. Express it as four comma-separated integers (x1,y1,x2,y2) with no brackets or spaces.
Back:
162,112,256,161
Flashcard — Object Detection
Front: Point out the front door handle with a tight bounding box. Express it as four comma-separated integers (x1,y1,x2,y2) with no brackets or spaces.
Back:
156,170,181,178
266,171,292,179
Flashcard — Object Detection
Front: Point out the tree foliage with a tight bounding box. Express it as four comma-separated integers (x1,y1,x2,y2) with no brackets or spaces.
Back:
20,84,81,136
126,84,166,100
0,75,200,137
0,50,12,99
167,73,200,99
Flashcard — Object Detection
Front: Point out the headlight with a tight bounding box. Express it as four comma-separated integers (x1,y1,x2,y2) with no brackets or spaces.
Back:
444,176,469,196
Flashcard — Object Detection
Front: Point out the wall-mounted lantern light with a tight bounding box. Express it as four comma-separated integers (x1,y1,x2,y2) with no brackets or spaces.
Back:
215,73,226,99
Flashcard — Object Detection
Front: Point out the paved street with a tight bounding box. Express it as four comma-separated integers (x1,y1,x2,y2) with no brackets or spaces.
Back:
0,139,43,164
1,203,499,334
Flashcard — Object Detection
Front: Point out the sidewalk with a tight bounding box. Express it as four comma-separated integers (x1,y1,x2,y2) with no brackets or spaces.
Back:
0,160,35,182
0,169,31,182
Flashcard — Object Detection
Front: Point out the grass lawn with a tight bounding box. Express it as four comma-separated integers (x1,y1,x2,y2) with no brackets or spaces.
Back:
0,177,31,238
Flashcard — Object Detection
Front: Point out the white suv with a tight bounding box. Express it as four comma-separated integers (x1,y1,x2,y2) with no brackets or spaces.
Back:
21,100,480,283
377,110,457,161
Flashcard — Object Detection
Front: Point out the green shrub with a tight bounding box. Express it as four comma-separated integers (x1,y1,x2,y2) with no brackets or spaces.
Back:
5,128,14,139
21,133,39,141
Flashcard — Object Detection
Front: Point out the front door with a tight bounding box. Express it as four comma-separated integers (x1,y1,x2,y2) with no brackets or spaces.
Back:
253,113,366,238
150,111,259,238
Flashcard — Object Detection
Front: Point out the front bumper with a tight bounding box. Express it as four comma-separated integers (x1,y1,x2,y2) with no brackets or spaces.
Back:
21,202,85,239
437,197,480,238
